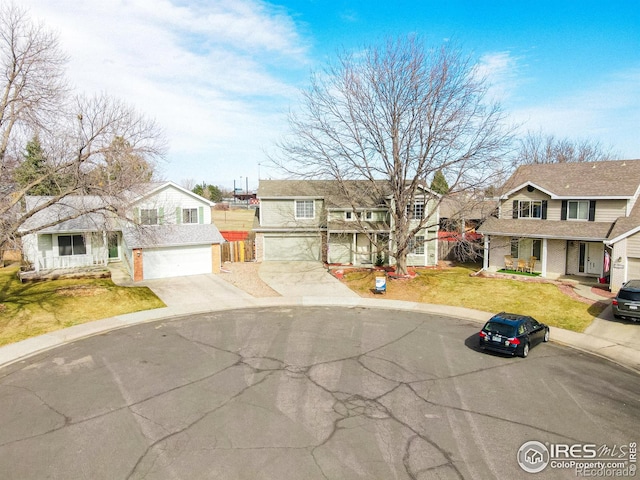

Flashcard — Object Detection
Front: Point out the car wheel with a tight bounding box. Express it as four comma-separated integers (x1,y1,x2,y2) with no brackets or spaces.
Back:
520,342,529,358
543,329,550,342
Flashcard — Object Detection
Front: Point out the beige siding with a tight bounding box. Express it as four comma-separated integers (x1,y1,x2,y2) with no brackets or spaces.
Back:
260,199,323,228
594,200,627,222
627,231,640,257
499,188,551,219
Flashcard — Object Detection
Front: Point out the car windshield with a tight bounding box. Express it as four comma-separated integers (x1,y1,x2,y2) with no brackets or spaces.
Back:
483,322,516,337
618,290,640,302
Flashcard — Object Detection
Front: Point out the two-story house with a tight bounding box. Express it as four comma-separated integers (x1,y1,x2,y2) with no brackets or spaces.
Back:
254,180,439,267
20,181,225,281
478,160,640,290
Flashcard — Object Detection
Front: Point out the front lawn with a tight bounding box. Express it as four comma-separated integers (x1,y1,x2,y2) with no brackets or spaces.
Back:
343,264,606,332
0,266,165,346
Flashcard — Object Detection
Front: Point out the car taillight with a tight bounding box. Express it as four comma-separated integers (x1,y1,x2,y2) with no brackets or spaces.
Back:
612,299,618,306
508,337,520,345
479,331,487,338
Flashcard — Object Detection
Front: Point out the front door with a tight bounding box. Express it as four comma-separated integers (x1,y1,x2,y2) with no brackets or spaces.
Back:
108,233,119,260
586,242,603,275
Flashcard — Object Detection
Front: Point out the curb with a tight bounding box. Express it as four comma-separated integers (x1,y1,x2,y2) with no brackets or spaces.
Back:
1,297,638,374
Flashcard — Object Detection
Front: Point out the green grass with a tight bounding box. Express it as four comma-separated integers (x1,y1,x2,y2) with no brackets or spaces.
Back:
212,208,256,231
0,266,165,346
344,264,606,332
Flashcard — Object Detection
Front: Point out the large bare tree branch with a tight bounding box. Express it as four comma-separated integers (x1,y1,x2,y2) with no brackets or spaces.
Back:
271,37,514,274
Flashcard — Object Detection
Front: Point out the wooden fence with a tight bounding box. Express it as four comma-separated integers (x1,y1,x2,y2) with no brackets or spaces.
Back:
222,239,255,262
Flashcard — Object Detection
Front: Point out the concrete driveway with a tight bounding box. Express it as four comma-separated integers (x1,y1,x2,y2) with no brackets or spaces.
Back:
258,261,359,298
586,304,640,351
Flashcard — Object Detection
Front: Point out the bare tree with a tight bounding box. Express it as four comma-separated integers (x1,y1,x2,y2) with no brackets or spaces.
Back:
514,130,614,166
0,3,68,171
272,37,513,274
0,5,166,259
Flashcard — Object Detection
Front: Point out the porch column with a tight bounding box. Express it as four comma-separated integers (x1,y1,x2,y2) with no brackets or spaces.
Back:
102,231,108,265
541,238,548,277
483,236,489,270
352,233,357,265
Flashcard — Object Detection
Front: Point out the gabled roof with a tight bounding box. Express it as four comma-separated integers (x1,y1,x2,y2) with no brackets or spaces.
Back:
477,217,613,241
499,160,640,199
606,202,640,244
19,196,116,233
130,181,215,206
122,223,224,248
257,179,438,209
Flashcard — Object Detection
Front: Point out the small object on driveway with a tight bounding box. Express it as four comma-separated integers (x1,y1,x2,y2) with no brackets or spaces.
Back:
375,275,386,294
478,312,549,358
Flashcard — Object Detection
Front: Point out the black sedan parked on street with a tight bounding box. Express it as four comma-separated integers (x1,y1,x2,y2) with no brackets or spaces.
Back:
478,313,549,358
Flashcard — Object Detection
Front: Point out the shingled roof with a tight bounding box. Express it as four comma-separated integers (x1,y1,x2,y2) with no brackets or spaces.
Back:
257,180,393,209
500,159,640,198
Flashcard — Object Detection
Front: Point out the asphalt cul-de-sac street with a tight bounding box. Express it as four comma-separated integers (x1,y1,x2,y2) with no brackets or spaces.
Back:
0,306,638,479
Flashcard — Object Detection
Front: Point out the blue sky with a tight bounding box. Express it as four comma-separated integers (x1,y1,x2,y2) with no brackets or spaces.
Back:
20,0,640,190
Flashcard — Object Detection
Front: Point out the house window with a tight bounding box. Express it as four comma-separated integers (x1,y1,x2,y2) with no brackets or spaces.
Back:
295,200,314,219
568,201,589,220
409,235,425,255
365,211,372,220
183,208,198,224
407,203,424,219
518,201,542,219
511,238,541,259
345,211,353,220
58,235,86,256
140,209,158,225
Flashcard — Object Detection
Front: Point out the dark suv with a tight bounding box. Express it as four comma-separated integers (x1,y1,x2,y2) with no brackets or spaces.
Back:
478,312,549,358
612,280,640,321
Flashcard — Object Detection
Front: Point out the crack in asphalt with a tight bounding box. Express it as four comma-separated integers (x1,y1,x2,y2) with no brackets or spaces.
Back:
1,308,630,479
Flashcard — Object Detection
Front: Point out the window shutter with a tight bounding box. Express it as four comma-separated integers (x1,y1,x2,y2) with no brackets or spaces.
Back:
512,200,518,219
588,201,596,222
159,207,164,225
198,206,204,224
561,201,567,221
134,207,140,223
176,207,181,224
541,200,548,220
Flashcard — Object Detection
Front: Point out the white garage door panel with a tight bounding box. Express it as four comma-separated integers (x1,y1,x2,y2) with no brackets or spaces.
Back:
265,236,321,261
144,245,212,280
628,258,640,280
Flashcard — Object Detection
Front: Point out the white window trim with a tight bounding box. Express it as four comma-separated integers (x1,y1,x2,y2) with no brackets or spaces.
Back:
183,208,198,224
567,200,589,221
140,208,159,225
295,200,315,219
518,200,543,220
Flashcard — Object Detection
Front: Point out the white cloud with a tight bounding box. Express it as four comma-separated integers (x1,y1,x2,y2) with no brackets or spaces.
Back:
476,51,523,102
19,0,309,187
510,67,640,158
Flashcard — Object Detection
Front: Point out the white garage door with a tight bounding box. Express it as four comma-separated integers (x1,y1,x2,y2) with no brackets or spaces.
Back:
143,245,212,280
264,235,321,261
628,257,640,280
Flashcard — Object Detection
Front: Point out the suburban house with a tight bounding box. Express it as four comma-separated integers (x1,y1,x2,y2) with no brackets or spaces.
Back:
254,180,440,267
20,181,225,281
478,159,640,291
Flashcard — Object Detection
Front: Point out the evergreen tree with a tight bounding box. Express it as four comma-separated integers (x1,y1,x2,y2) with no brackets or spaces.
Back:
430,169,449,194
14,135,61,195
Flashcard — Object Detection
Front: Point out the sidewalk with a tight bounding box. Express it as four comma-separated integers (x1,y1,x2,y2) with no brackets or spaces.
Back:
1,265,638,374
